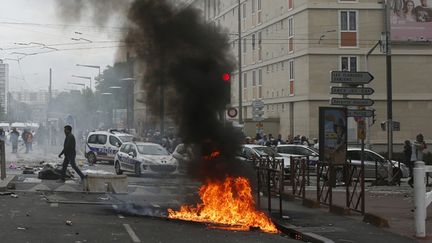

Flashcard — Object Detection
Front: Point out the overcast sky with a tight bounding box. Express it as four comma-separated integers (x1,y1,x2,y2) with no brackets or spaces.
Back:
0,0,126,92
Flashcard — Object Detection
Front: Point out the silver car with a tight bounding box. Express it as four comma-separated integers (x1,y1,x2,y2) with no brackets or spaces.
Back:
346,148,409,180
114,142,178,176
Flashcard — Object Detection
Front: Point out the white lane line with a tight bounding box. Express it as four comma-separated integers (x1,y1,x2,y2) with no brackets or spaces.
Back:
152,204,160,208
123,224,141,243
50,203,58,207
118,214,125,219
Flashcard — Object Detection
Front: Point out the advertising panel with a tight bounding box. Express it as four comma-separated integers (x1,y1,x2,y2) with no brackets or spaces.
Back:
319,107,347,165
390,0,432,41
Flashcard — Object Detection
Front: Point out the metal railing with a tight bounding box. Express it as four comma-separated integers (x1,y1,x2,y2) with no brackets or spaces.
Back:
255,156,284,217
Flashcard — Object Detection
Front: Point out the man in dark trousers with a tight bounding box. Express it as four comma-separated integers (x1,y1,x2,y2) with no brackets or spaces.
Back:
58,125,85,182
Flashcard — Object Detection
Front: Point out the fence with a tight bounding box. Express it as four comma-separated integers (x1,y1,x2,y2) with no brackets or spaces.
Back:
255,156,284,217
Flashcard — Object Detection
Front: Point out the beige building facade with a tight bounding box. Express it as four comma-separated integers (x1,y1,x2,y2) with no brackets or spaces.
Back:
186,0,432,149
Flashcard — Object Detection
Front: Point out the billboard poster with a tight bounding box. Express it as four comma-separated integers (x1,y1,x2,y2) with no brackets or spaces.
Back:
390,0,432,41
319,107,347,165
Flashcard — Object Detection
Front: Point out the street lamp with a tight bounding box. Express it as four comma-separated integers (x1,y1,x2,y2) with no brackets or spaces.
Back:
71,75,92,90
120,78,136,130
76,64,102,83
68,82,86,88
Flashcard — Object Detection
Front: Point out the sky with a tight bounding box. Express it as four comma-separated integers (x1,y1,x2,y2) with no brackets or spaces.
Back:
0,0,126,92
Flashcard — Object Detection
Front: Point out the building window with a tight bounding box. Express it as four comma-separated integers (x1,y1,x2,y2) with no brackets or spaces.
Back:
340,10,358,47
288,0,293,10
289,59,295,96
340,56,358,72
252,70,257,99
243,72,248,101
257,0,262,24
288,17,294,52
258,31,262,61
252,34,256,62
258,69,263,99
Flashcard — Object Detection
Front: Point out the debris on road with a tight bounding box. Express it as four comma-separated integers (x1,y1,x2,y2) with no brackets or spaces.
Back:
0,191,13,196
17,227,26,230
11,194,18,198
66,220,73,226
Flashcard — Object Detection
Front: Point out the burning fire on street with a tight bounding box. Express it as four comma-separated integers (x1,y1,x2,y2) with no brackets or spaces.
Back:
168,177,278,233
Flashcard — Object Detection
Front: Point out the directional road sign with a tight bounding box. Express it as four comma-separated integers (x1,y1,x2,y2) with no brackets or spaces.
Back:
348,109,374,117
330,98,374,106
252,100,265,109
331,87,375,96
331,71,374,84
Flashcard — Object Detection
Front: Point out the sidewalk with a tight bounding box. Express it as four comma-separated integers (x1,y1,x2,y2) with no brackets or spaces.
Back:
264,196,417,243
276,182,431,242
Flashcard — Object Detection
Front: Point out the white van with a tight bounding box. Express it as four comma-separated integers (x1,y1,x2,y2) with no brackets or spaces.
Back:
84,130,134,164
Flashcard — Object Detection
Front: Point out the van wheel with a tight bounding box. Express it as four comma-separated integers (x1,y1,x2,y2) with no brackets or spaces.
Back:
115,161,123,175
134,163,141,177
87,152,96,165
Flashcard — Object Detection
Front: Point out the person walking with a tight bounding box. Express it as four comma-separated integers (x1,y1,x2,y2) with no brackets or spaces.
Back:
403,140,412,186
408,133,427,187
10,128,19,154
58,125,85,182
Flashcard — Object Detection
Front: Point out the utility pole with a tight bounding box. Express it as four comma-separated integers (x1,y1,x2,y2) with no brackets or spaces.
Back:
384,1,394,183
238,0,243,124
47,68,52,154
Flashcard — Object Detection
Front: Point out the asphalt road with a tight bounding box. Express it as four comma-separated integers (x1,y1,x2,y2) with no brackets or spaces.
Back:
3,150,298,243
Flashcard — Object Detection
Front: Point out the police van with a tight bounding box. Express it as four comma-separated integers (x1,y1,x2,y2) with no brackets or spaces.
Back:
84,130,134,164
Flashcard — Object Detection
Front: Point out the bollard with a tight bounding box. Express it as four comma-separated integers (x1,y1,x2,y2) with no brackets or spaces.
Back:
414,161,432,238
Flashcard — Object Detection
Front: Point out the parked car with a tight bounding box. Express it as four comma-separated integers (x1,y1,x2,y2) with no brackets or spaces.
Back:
346,148,409,180
239,144,290,173
276,144,319,166
115,142,178,176
321,148,409,183
85,130,134,164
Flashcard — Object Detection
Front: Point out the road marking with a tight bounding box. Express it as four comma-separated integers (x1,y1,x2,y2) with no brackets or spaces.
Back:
50,203,58,207
118,214,125,219
152,204,160,208
123,224,141,243
112,205,118,210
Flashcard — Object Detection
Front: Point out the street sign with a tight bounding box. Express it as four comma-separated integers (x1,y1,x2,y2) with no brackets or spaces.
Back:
330,98,374,106
227,107,238,118
252,100,265,109
330,71,374,84
331,87,375,96
252,115,265,122
348,109,374,117
393,121,401,131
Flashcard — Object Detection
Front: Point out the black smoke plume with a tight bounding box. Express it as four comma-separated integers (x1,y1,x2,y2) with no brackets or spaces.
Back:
56,0,247,181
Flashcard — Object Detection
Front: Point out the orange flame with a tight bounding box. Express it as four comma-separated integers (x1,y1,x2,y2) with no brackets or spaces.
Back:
167,177,278,233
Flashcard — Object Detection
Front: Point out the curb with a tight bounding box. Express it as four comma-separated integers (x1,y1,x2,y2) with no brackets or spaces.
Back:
0,175,16,191
272,218,335,243
329,205,351,216
302,198,320,208
363,213,390,228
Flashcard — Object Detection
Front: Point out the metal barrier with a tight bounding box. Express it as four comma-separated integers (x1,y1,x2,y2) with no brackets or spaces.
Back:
289,156,309,199
255,156,284,217
414,161,432,238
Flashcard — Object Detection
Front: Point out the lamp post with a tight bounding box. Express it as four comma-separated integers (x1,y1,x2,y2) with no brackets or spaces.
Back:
71,75,92,90
76,64,101,84
120,78,135,131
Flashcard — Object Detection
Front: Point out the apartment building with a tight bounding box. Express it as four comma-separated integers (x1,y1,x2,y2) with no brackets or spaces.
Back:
187,0,432,147
0,60,9,114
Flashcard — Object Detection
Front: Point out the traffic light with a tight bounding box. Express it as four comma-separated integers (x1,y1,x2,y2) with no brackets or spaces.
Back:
222,73,230,82
222,72,231,105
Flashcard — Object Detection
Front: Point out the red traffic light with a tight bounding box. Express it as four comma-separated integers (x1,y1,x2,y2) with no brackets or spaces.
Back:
222,73,230,82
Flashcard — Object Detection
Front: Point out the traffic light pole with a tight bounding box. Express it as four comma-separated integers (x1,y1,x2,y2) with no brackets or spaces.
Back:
238,0,243,124
385,1,394,183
